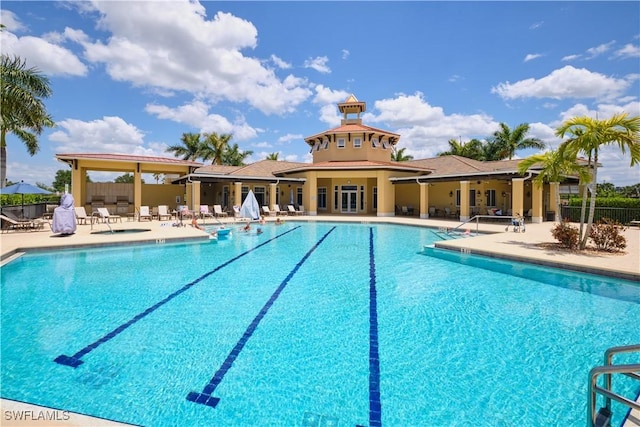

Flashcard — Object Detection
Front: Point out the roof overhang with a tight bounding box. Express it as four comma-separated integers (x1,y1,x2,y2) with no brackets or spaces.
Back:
171,173,306,184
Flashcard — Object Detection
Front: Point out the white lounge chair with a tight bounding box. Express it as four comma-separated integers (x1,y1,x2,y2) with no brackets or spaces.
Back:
272,205,286,216
95,207,122,223
0,214,43,232
232,205,241,221
262,206,275,216
74,207,90,224
200,205,215,220
213,205,228,218
138,206,152,221
287,205,300,216
157,205,172,221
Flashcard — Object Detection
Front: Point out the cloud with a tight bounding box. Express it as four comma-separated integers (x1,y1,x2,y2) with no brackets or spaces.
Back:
341,49,350,60
270,54,291,69
277,133,303,144
0,10,26,31
613,43,640,59
66,2,312,115
524,53,543,62
304,56,331,74
529,21,544,30
491,65,633,102
585,41,615,59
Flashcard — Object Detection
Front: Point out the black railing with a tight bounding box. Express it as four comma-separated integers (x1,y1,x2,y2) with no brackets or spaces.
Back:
561,206,640,225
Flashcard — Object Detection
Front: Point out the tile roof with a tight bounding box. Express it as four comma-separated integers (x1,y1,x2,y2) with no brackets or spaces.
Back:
304,123,401,143
276,160,432,174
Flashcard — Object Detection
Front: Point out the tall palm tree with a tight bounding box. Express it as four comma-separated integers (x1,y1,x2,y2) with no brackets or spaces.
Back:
223,143,253,166
200,132,232,165
556,113,640,249
391,147,414,161
438,138,485,160
266,152,279,160
517,148,590,222
166,132,202,161
490,123,545,160
1,54,55,186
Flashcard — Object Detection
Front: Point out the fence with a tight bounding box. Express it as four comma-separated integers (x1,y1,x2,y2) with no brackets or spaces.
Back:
560,206,640,225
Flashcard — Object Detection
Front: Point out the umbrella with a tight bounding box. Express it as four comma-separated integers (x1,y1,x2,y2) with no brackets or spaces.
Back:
240,190,260,220
0,180,52,217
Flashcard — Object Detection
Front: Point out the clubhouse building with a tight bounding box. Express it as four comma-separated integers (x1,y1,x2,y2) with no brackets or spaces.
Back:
56,95,573,223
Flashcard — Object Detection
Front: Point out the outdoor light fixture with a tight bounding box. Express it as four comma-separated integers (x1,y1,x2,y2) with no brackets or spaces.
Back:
449,191,453,197
501,191,506,197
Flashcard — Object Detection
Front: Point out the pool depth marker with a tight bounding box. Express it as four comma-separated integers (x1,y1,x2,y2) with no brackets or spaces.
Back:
54,226,301,368
368,227,382,427
187,226,336,408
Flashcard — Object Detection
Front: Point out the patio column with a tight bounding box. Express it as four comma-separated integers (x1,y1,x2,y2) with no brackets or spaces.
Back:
531,182,543,224
459,180,470,221
305,171,317,216
233,181,242,208
71,162,83,207
549,182,560,222
269,182,277,209
133,169,142,214
376,170,394,217
419,182,429,219
512,178,525,218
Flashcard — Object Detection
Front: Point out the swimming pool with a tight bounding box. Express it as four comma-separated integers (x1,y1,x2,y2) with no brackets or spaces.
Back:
1,222,638,426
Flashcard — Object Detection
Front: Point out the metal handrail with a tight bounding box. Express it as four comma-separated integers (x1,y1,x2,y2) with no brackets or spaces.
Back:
446,214,524,235
587,344,640,427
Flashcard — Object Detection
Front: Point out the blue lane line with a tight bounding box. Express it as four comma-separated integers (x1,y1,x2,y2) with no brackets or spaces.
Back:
187,226,337,408
54,226,301,368
369,227,382,427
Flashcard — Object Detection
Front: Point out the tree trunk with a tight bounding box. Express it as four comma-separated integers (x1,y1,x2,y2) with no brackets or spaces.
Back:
0,145,6,188
580,151,598,250
554,183,561,222
578,155,592,240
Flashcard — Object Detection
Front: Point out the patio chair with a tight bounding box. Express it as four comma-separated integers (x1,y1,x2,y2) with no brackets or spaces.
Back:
0,214,42,232
177,205,194,219
95,207,122,223
199,205,214,221
232,205,241,221
157,205,172,221
213,205,228,218
138,206,152,221
272,205,286,216
287,205,302,216
262,206,275,216
74,207,90,225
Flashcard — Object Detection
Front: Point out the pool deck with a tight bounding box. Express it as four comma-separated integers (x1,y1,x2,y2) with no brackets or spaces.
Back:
1,215,638,426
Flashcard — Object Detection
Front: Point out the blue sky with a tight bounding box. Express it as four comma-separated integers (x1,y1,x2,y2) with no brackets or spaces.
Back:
2,1,639,186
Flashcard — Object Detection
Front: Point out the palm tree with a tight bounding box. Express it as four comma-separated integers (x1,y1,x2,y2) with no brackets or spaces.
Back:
1,54,55,187
266,152,279,160
391,147,414,161
200,132,232,165
517,148,590,222
490,123,545,160
438,138,485,160
222,143,253,166
556,113,640,249
166,132,202,161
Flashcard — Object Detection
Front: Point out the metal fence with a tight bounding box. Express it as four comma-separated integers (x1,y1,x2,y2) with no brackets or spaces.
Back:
560,206,640,225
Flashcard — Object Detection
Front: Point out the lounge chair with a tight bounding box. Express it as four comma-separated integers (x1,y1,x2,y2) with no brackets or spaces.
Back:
401,206,409,215
157,205,172,221
287,205,301,216
232,205,241,221
272,205,286,216
177,205,193,219
296,205,304,215
200,205,215,221
213,205,228,218
0,214,43,232
138,206,152,221
428,207,436,217
74,207,90,224
262,206,275,216
95,207,122,223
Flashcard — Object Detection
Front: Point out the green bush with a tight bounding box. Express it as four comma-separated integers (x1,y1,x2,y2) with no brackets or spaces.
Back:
551,220,580,249
568,197,640,208
589,218,627,252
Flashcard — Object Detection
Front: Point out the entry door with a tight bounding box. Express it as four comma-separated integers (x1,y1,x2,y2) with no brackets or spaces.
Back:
341,185,358,213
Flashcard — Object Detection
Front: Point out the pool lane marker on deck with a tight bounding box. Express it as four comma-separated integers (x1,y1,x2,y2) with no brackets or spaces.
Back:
187,226,337,409
54,226,302,368
368,227,382,427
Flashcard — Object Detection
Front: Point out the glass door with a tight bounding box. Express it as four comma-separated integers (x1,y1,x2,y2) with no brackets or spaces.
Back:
341,185,358,213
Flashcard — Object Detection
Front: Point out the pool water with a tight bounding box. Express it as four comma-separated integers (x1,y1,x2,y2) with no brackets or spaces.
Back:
1,222,638,426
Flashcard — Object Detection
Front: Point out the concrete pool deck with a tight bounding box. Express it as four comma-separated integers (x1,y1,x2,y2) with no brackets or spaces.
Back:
1,215,638,426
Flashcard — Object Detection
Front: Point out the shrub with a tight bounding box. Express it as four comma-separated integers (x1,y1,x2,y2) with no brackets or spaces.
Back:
589,218,627,252
551,219,580,249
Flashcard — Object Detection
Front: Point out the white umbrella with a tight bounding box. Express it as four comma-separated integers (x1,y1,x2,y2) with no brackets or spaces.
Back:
240,190,260,220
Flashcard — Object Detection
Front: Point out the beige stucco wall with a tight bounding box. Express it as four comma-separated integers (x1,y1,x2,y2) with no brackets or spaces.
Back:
311,133,393,163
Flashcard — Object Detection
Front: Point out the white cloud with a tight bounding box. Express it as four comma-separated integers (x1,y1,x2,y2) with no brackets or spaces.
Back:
341,49,350,60
0,10,26,31
613,43,640,59
491,65,633,102
585,41,615,59
277,133,303,144
524,53,543,62
270,54,291,69
561,54,581,62
63,2,313,115
304,56,330,74
529,21,544,30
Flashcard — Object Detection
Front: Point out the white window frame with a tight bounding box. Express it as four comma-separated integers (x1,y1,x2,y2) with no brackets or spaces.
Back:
353,137,362,148
337,138,346,149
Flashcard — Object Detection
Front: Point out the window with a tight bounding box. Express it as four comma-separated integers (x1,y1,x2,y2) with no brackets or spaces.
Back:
469,189,477,207
360,186,365,210
455,189,461,207
371,138,379,148
353,138,362,148
322,139,329,150
486,189,497,207
373,187,378,210
254,186,266,207
318,187,327,209
333,185,339,210
382,140,389,149
337,138,345,148
297,187,303,206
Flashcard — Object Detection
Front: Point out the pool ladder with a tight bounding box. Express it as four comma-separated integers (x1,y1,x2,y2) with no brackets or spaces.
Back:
587,344,640,427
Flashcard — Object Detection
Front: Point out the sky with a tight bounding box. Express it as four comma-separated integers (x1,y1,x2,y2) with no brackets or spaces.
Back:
1,1,639,187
